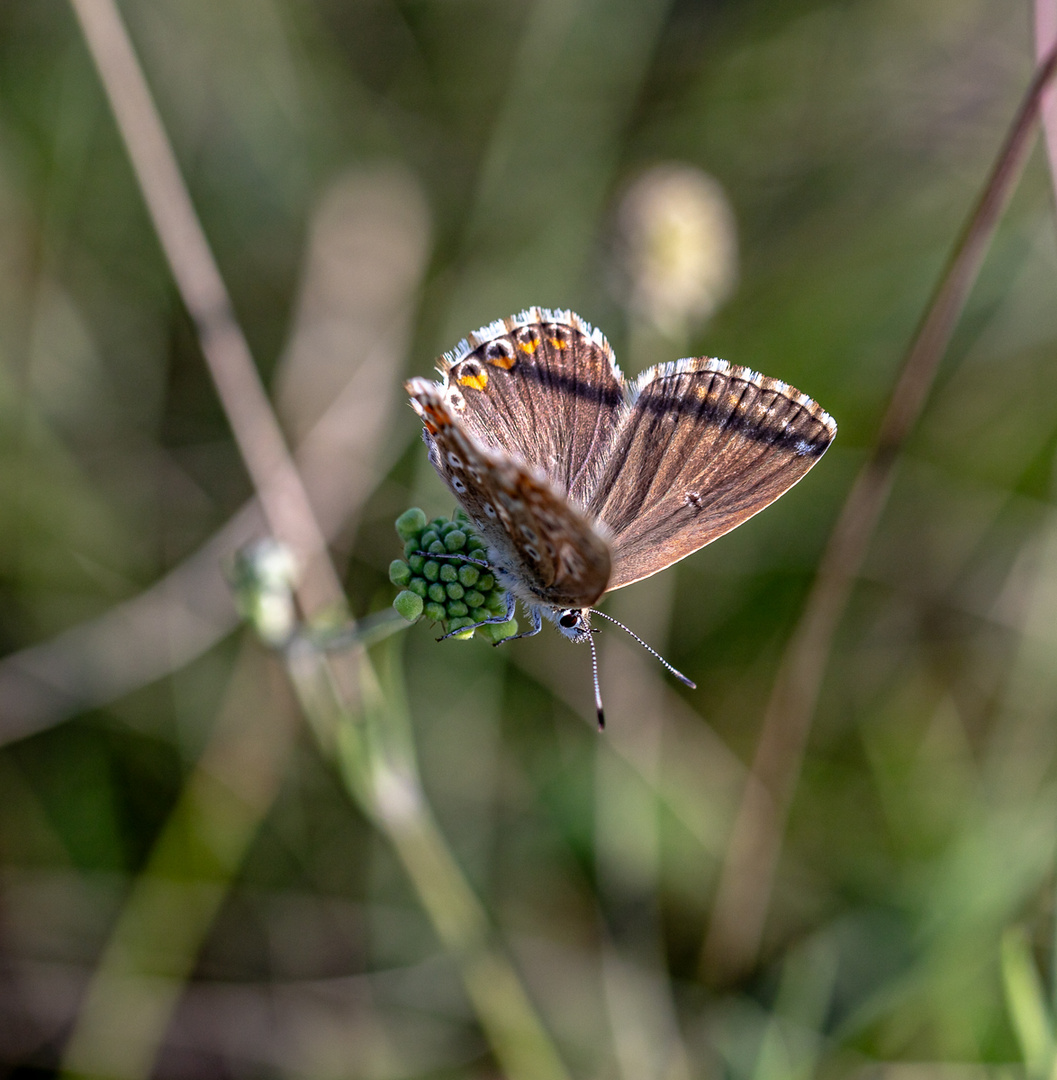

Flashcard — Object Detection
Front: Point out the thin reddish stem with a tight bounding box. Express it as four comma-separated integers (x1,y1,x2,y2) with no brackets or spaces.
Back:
702,39,1057,982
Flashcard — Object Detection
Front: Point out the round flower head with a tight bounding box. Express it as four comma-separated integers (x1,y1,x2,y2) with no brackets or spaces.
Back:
391,508,517,642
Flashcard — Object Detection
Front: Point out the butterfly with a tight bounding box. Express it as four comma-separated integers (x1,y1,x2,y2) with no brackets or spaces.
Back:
406,308,835,726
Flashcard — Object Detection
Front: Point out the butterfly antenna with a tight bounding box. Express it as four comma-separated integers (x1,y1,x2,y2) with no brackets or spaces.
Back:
588,628,605,731
591,609,696,689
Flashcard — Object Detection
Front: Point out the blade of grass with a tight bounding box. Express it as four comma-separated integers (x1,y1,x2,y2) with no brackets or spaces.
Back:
291,636,575,1080
67,0,340,618
0,314,411,744
703,38,1057,983
1002,925,1055,1079
63,3,575,1077
1036,0,1057,197
60,645,298,1079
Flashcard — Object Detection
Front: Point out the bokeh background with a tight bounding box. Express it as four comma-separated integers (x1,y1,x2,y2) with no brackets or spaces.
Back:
2,1,1057,1076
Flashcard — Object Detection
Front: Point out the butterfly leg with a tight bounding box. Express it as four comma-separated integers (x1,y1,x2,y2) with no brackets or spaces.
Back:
492,605,543,644
435,590,518,642
415,551,492,569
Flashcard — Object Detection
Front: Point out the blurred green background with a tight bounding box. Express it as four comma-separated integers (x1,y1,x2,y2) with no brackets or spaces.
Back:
2,1,1057,1076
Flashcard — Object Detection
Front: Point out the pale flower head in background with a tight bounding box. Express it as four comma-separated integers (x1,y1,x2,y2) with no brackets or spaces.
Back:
614,163,738,341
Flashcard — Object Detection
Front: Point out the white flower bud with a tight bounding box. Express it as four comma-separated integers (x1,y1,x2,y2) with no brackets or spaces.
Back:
230,539,300,647
615,164,738,339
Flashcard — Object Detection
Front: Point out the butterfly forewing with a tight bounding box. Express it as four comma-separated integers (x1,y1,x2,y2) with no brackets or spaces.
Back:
587,359,836,591
406,379,611,608
437,309,626,508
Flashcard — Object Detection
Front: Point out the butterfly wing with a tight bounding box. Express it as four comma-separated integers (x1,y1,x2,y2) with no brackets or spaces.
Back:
586,358,836,591
406,379,612,608
432,308,626,508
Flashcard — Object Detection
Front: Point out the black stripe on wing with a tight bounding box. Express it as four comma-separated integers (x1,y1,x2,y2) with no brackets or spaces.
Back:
585,358,835,592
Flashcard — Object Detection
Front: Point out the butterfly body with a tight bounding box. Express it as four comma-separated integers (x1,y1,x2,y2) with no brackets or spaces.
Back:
406,308,836,668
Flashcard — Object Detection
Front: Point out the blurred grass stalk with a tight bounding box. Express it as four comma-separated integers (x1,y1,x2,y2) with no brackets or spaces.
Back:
594,167,738,1079
60,642,299,1078
1037,0,1057,186
703,28,1057,982
0,163,421,743
591,162,738,1080
59,1,572,1077
1001,925,1056,1079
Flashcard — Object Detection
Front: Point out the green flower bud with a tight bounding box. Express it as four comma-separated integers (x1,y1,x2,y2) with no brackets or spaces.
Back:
423,560,441,582
404,539,420,558
448,617,475,640
408,554,426,573
389,559,412,587
447,600,468,618
395,508,428,541
464,589,485,609
471,607,491,623
420,529,440,550
428,540,446,555
446,582,465,601
444,529,467,552
478,573,495,592
393,590,424,622
457,564,480,587
424,601,446,622
481,619,518,644
408,577,428,598
428,583,447,603
439,563,457,583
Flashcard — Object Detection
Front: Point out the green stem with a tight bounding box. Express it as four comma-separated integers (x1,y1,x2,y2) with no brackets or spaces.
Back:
289,638,573,1080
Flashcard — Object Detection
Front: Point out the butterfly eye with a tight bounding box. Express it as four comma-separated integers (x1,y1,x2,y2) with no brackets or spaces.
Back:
559,612,578,629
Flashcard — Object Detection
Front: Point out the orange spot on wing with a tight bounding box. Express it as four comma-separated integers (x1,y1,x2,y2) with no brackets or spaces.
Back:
518,337,539,354
419,401,450,431
548,336,568,350
488,352,517,370
458,370,489,390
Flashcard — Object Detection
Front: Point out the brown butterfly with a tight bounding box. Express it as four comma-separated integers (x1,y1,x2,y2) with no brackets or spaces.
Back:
406,308,835,726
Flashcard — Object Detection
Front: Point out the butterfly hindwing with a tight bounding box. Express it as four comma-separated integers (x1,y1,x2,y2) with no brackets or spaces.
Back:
406,379,611,608
586,358,836,591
